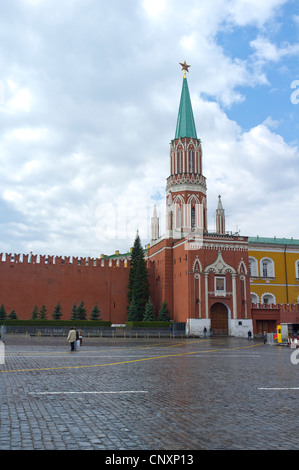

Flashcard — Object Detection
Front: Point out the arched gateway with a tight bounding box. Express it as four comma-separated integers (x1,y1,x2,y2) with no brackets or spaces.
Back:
210,302,229,335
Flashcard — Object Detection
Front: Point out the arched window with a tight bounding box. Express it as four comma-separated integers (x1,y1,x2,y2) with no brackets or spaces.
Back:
193,258,202,273
248,257,258,277
260,258,275,278
176,206,182,229
191,207,196,229
178,151,183,174
250,293,259,304
189,150,194,173
262,293,275,304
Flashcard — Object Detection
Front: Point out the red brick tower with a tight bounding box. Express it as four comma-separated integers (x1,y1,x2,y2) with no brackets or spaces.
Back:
148,63,252,337
165,64,207,240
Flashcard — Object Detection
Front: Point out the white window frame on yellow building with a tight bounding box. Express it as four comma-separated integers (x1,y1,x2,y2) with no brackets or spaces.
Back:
260,257,275,279
261,293,276,304
249,257,259,278
250,292,259,303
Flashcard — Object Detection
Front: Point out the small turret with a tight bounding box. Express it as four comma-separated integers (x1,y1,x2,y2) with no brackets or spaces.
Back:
216,195,226,235
151,205,159,241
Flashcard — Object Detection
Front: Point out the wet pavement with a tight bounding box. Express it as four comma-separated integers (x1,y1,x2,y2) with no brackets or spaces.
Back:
0,334,298,451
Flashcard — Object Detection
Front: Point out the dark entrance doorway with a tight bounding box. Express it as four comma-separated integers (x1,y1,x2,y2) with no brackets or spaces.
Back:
210,302,228,335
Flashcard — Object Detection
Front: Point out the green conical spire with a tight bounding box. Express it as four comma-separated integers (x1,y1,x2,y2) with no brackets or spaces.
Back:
174,76,197,140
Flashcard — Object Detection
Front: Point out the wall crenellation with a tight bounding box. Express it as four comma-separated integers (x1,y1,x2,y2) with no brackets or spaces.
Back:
0,253,130,268
251,303,299,312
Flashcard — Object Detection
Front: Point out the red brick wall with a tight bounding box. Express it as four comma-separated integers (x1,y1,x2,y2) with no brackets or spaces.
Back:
147,239,174,318
171,240,250,321
0,237,256,326
0,255,129,323
172,242,190,322
147,236,251,323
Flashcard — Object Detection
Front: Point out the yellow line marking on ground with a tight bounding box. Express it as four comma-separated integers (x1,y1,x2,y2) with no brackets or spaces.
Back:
0,343,262,373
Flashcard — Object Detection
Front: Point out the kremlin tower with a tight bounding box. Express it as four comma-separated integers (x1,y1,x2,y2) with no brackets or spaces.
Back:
148,62,252,337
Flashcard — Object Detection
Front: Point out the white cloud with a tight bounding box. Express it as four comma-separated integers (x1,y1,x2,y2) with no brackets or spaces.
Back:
0,0,298,257
250,36,299,63
142,0,167,18
7,87,33,112
5,127,49,142
200,103,299,237
262,116,281,129
227,0,288,27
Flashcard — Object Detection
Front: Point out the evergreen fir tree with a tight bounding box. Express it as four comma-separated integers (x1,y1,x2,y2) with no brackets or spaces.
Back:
71,302,78,321
52,301,63,320
90,302,101,320
127,233,143,304
8,310,17,320
77,301,86,320
31,305,38,320
0,304,7,321
143,297,155,321
158,300,171,321
127,299,139,322
127,232,150,321
39,304,47,320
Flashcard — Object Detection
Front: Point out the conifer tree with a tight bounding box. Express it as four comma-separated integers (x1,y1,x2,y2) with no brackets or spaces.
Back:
77,301,86,320
39,304,47,320
127,298,139,322
0,304,7,321
31,305,38,320
158,300,171,321
8,310,17,320
52,301,63,320
127,233,150,321
143,297,155,321
90,302,101,320
70,302,78,321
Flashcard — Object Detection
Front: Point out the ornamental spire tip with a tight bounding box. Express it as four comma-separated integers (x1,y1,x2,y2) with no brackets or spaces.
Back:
179,60,191,78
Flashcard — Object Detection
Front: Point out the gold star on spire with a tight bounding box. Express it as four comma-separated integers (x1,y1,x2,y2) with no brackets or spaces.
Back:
179,61,191,78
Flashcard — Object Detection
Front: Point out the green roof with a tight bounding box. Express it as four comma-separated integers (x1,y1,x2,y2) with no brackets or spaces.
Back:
175,76,197,140
249,236,299,246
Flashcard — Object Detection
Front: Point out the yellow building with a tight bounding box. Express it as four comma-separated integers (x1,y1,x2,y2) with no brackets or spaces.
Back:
248,236,299,305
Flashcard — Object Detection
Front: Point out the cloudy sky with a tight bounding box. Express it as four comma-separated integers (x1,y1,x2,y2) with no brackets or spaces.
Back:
0,0,298,258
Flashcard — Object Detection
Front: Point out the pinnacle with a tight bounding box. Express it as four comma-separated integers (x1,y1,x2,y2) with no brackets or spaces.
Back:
174,76,197,140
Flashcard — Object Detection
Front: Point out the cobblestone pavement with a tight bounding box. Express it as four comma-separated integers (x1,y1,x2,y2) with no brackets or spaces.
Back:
0,334,299,451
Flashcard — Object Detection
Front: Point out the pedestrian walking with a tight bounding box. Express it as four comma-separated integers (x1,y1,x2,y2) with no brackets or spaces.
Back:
247,330,252,340
203,327,207,337
67,327,77,351
0,325,5,341
76,328,80,348
79,330,83,346
74,328,80,350
264,331,267,344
